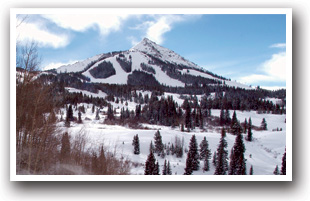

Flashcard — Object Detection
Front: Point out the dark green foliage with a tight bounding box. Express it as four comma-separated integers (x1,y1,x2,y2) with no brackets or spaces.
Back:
127,70,160,87
132,134,140,155
273,165,279,175
60,132,71,163
184,99,192,131
229,133,246,175
281,150,286,175
261,118,267,130
66,104,74,121
116,56,132,73
154,130,164,155
214,128,228,175
212,151,217,166
140,63,156,74
249,165,253,175
199,136,211,160
89,61,116,78
246,117,253,141
144,149,158,175
184,135,199,174
230,111,243,135
78,111,82,123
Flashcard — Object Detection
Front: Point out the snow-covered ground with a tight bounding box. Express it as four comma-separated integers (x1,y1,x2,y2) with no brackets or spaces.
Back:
58,103,286,175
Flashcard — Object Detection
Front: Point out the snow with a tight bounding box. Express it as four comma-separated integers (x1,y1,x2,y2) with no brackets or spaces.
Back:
58,103,286,175
131,38,199,69
65,87,107,98
56,54,103,73
265,97,283,105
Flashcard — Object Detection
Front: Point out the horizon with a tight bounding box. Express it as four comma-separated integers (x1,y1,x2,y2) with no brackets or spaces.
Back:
15,11,287,90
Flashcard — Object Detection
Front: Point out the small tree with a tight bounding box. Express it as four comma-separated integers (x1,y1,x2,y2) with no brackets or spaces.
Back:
212,151,217,166
95,108,100,120
132,134,140,155
199,136,211,160
273,165,279,175
214,128,228,175
167,161,172,175
281,150,286,175
249,165,253,175
154,130,164,155
261,118,267,130
229,131,246,175
144,149,156,175
246,117,253,142
184,135,199,175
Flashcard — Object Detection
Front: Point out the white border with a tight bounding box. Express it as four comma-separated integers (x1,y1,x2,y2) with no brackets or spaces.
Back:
10,8,292,181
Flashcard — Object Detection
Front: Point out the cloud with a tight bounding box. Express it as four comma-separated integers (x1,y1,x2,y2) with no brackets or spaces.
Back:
16,21,69,48
43,60,78,70
270,43,286,48
42,14,129,36
238,52,286,85
131,15,200,45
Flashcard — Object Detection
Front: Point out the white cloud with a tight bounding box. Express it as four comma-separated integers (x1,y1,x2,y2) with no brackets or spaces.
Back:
43,60,78,71
238,52,286,85
270,43,286,48
17,22,69,48
131,15,200,45
42,14,129,36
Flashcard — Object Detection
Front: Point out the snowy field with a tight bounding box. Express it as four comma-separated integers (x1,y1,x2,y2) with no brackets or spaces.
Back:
58,103,286,175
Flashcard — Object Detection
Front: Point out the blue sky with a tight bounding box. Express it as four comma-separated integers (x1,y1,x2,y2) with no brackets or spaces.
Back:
16,13,286,90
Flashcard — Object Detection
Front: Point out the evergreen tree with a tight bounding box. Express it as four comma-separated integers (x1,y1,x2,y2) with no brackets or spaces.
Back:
249,165,253,175
261,118,267,130
229,131,246,175
92,104,95,113
219,108,225,125
149,141,154,153
281,150,286,175
132,134,140,155
154,130,164,155
144,149,157,175
243,118,248,134
184,99,192,131
184,135,200,174
203,152,210,172
214,128,228,175
167,161,172,175
247,117,253,142
273,165,279,175
66,105,74,121
60,132,71,163
78,111,82,123
212,151,217,166
107,105,114,120
224,109,231,125
95,108,100,120
162,160,167,175
230,111,242,135
199,136,211,160
154,162,160,175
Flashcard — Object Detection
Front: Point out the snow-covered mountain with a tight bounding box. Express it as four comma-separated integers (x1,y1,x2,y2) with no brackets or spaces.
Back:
53,38,252,89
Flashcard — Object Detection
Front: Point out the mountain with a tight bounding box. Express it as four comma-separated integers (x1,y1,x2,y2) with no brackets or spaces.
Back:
53,38,252,89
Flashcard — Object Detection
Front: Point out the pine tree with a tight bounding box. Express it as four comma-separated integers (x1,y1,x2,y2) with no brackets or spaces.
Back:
154,162,160,175
243,118,248,134
229,131,246,175
184,99,192,131
214,128,228,175
231,111,242,135
66,105,74,121
199,136,211,161
261,118,267,130
132,134,140,155
273,165,279,175
95,108,100,120
60,132,70,163
149,141,154,153
78,111,82,123
107,105,114,120
220,108,225,125
162,160,167,175
144,149,157,175
167,161,172,175
154,130,164,155
224,109,231,125
212,151,217,166
184,135,199,174
92,104,95,113
203,152,210,172
249,165,253,175
247,117,253,142
281,150,286,175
